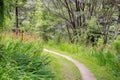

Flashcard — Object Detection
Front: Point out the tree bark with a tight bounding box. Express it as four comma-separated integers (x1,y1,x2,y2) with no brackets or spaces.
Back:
114,9,120,40
0,0,4,31
15,0,19,35
66,24,73,43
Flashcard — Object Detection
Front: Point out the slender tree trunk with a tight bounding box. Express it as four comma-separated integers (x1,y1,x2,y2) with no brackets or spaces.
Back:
103,34,107,45
114,24,120,40
66,24,73,43
15,0,19,35
0,0,4,31
103,25,110,46
114,9,120,40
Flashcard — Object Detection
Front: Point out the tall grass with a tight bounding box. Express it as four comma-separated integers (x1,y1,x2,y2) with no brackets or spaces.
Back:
92,48,120,77
46,41,120,78
0,36,54,80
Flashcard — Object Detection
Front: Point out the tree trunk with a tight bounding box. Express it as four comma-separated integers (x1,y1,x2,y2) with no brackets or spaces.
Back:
103,34,107,45
66,24,73,43
15,0,19,35
114,24,120,40
114,9,120,40
0,0,4,31
103,25,109,46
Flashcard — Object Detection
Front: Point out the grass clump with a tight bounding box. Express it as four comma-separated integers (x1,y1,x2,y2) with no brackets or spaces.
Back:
92,48,120,77
0,36,54,80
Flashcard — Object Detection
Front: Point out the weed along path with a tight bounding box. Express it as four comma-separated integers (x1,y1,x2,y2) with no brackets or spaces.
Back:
44,49,96,80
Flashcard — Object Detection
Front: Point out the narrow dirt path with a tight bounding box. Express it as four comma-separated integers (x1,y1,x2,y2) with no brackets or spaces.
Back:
48,54,81,80
44,49,96,80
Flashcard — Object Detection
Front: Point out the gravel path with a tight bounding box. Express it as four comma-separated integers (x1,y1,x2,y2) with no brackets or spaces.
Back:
44,49,96,80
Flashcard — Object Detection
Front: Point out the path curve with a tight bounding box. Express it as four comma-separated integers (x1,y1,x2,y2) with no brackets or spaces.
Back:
44,49,96,80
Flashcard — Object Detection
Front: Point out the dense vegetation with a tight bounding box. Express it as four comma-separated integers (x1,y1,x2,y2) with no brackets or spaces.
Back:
0,34,54,80
0,0,120,80
46,41,120,80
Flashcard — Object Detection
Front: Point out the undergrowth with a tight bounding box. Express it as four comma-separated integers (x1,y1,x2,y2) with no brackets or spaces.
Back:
0,36,54,80
46,41,120,80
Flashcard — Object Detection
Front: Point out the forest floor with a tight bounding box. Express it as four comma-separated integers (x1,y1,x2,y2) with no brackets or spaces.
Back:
44,49,96,80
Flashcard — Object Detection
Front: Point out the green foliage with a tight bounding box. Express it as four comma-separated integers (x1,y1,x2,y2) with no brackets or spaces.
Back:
46,41,120,79
114,40,120,54
97,38,103,46
47,41,80,54
87,16,98,29
92,48,120,77
0,36,54,80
